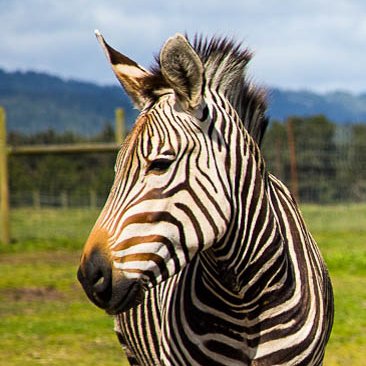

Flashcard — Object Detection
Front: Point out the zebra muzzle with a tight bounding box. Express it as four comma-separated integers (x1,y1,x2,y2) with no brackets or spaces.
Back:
77,249,144,314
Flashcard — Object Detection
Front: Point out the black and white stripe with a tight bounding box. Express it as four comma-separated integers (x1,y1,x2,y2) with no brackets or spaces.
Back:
78,33,334,366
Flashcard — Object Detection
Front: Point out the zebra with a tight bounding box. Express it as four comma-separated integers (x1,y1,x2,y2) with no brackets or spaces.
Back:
77,31,334,366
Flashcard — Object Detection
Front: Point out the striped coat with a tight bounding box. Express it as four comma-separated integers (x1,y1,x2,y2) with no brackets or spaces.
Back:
78,32,334,365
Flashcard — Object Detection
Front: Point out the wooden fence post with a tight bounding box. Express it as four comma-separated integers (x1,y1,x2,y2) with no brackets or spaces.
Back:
274,136,282,180
115,108,125,145
0,107,10,244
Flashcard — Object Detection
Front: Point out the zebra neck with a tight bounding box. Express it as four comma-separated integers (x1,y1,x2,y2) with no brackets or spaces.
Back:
243,130,267,178
203,220,291,301
203,157,293,304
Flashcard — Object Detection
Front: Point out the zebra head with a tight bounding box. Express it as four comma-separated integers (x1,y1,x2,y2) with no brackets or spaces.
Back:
78,32,267,314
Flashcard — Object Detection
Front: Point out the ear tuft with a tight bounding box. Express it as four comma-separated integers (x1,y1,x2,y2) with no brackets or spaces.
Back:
160,34,203,109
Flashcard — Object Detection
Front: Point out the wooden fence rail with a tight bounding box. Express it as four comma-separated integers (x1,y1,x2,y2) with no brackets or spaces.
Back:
0,107,125,244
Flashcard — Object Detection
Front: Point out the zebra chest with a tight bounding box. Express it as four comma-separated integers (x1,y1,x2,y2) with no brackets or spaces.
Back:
114,284,164,366
114,263,252,366
114,273,184,365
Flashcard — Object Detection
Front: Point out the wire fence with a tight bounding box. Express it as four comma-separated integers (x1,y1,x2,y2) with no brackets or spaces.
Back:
262,119,366,203
6,126,366,209
7,126,366,207
1,109,366,244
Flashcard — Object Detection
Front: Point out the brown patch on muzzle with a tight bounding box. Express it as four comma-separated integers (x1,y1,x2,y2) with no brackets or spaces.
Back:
77,227,145,314
77,228,113,308
79,228,111,269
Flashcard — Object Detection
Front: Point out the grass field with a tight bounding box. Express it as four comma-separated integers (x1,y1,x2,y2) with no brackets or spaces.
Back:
0,205,365,365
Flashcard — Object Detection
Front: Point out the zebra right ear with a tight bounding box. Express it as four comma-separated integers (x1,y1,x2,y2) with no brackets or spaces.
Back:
160,34,204,110
95,30,151,110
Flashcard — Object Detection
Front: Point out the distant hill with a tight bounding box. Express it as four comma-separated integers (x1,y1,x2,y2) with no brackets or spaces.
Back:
0,69,138,135
0,68,365,134
268,88,366,124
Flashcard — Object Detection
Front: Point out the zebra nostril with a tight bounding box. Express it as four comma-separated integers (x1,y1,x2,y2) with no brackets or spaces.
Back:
93,268,111,293
91,268,112,305
78,250,113,308
94,274,105,288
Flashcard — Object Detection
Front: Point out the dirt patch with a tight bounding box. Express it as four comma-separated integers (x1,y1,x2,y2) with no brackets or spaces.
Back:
0,249,81,266
1,286,65,301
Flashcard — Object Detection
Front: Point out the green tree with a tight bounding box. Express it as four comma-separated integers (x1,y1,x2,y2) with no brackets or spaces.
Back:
348,124,366,200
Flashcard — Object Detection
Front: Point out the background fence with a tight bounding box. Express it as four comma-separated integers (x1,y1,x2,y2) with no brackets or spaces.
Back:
0,107,125,244
262,115,366,203
1,108,366,244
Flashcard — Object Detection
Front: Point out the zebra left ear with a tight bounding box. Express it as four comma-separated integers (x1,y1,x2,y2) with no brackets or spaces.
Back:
95,30,151,110
160,34,203,110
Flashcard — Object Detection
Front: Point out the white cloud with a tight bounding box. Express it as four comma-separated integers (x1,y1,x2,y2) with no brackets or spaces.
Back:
1,0,365,92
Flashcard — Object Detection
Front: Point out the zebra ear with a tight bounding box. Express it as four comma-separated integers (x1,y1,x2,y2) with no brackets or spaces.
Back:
95,30,151,110
160,34,203,109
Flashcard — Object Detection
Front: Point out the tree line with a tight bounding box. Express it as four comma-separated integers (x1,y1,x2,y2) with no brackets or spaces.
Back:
7,115,366,207
8,125,116,207
262,115,366,202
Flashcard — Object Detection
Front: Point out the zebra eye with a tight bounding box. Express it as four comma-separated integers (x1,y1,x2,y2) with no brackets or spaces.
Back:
147,158,173,174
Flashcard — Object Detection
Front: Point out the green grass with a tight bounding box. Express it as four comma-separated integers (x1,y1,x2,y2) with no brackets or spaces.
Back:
0,250,129,366
301,204,366,365
0,205,365,365
5,208,100,251
0,208,128,366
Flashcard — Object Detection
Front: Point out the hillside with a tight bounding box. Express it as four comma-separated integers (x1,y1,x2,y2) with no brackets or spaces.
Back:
0,69,138,135
0,68,365,134
269,88,366,124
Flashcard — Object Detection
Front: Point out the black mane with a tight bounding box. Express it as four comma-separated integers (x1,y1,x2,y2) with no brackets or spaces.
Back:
149,35,268,146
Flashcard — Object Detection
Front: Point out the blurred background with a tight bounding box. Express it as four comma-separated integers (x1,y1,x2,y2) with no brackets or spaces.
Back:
0,1,365,365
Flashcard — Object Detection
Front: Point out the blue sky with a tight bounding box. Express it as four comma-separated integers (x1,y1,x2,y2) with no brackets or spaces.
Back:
1,0,365,93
